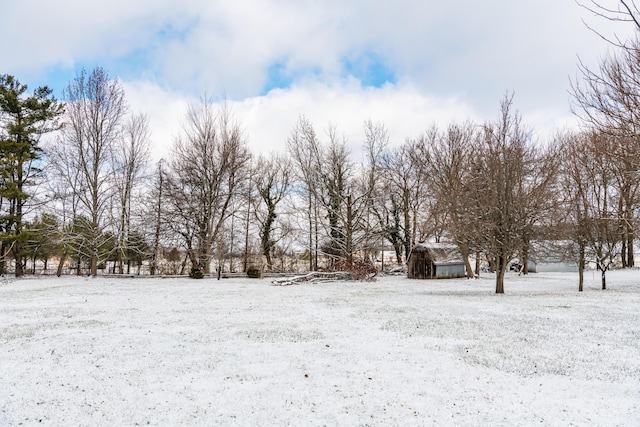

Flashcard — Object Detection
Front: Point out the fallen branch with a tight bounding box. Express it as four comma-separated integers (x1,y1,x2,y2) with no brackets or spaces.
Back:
271,271,353,286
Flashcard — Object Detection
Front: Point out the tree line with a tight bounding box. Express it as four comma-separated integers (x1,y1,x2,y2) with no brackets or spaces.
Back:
1,2,639,292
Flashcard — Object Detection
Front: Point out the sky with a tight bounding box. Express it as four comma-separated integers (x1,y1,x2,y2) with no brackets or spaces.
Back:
1,0,637,161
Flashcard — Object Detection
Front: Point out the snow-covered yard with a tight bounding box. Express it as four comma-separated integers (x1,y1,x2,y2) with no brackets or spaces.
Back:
0,271,639,426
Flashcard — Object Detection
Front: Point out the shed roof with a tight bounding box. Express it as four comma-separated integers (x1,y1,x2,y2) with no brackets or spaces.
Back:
409,243,464,265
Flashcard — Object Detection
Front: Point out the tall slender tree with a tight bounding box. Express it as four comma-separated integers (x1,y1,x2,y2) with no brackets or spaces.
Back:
113,113,151,273
379,140,423,263
0,75,63,276
287,116,323,271
149,160,165,276
252,153,291,271
52,67,127,276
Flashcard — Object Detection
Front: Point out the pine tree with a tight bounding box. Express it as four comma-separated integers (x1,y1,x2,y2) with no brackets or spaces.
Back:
0,75,63,276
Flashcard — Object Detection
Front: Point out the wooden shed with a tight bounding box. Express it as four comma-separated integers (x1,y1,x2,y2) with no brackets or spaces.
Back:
407,243,466,279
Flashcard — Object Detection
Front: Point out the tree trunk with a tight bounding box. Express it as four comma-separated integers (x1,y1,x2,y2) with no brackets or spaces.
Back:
150,165,164,276
521,244,529,275
243,202,250,273
495,254,506,294
117,251,124,274
14,243,24,277
459,244,474,279
627,226,634,268
90,252,97,277
393,243,403,265
487,256,496,273
265,251,273,272
179,252,188,275
314,202,319,271
601,268,606,290
578,243,585,292
56,248,67,277
0,241,5,275
346,195,353,267
403,193,411,261
308,194,313,272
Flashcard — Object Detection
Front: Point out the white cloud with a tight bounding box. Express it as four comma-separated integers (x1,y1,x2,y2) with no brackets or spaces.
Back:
4,0,635,162
124,76,583,165
124,77,481,162
121,80,190,160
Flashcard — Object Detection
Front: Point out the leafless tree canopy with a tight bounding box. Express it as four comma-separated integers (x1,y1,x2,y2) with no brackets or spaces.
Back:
286,116,323,271
560,130,624,290
572,0,640,283
577,0,640,46
252,153,291,271
572,38,640,136
420,121,479,278
52,67,128,276
112,113,151,274
163,98,250,275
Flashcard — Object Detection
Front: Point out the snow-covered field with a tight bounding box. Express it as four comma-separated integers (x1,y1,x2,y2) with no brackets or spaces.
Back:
0,271,639,426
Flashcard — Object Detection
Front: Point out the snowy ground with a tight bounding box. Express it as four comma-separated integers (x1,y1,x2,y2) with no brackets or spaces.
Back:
0,270,639,426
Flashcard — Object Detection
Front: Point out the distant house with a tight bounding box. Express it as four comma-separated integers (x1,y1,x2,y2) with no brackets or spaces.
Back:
527,240,578,273
528,259,578,273
407,243,466,279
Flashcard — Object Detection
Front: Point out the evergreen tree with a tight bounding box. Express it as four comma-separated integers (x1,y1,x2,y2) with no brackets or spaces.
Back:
0,75,63,276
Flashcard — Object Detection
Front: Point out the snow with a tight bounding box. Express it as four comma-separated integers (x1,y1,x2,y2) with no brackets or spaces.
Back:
0,271,639,426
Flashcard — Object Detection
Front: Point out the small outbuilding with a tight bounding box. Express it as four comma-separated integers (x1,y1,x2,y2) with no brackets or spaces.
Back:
527,240,579,273
407,243,466,279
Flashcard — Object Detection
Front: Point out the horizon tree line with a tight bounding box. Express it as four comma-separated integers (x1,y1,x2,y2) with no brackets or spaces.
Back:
2,1,640,292
0,68,636,294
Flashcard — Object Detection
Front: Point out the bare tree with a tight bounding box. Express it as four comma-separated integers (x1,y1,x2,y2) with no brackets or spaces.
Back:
240,165,259,273
563,130,622,290
577,1,640,42
513,142,562,275
572,37,640,135
474,94,540,293
287,116,323,271
321,126,383,268
377,140,424,264
315,125,352,264
361,119,389,264
571,26,640,269
252,153,291,271
44,139,83,276
609,134,640,268
560,131,592,291
164,98,250,276
421,121,480,278
112,113,151,274
149,160,165,276
53,67,127,276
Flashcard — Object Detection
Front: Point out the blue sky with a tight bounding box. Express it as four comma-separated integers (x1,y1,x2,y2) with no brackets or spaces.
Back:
1,0,633,159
